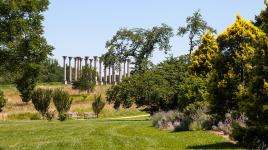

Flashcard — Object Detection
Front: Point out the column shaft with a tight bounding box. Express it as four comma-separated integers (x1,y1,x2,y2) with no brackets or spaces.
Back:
68,57,72,83
63,56,67,84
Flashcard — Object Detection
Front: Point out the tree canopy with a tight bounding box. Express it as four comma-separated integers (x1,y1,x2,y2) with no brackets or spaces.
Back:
0,0,53,102
103,24,173,72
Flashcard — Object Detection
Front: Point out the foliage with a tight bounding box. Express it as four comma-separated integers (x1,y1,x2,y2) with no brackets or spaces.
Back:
72,66,96,93
151,107,213,131
103,24,173,72
177,74,208,110
189,32,218,75
152,111,191,131
208,15,266,120
39,58,63,83
254,3,268,34
0,90,6,112
212,113,247,135
177,9,216,54
107,56,192,114
92,94,105,118
53,89,73,121
31,88,53,120
231,125,268,149
7,112,40,120
15,64,39,102
0,0,53,102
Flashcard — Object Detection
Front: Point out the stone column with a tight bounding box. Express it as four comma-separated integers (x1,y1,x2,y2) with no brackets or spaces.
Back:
68,57,72,83
99,57,102,85
89,59,93,68
127,59,131,77
112,64,116,85
77,57,80,78
79,57,83,77
63,56,67,84
108,65,111,84
119,62,122,82
103,66,107,85
123,61,126,78
74,57,78,81
85,56,89,66
80,57,83,73
94,56,98,85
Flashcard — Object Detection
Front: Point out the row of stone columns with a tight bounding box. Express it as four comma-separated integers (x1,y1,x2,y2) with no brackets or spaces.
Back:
63,56,131,85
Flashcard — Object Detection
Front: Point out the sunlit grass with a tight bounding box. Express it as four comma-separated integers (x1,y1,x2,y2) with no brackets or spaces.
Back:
0,120,241,150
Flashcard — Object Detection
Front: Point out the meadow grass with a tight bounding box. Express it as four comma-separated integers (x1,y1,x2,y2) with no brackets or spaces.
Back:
0,119,242,150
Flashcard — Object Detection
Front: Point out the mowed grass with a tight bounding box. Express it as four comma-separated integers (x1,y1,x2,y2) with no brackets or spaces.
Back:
0,120,241,150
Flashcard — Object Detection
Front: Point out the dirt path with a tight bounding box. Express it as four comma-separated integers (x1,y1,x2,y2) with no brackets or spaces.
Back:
104,114,150,120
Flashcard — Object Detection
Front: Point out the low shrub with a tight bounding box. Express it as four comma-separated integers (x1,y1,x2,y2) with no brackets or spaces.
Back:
0,90,6,112
92,94,105,118
31,88,53,120
7,112,40,120
189,114,213,131
212,112,247,135
53,89,73,121
152,111,190,131
231,125,268,149
152,102,213,131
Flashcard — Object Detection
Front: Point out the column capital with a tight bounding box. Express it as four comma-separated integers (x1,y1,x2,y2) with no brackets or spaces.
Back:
63,56,67,59
94,56,98,60
68,56,72,60
85,56,89,60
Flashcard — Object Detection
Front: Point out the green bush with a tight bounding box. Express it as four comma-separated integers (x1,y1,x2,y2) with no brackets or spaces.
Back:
72,66,96,93
31,88,53,120
53,89,73,121
0,90,7,112
184,101,213,130
231,125,268,149
15,65,39,103
92,94,105,118
189,114,213,131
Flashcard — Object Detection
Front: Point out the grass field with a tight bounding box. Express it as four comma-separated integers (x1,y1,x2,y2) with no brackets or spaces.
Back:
0,84,146,120
0,119,241,150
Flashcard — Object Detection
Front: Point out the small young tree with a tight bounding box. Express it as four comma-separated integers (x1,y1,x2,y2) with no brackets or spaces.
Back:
53,89,73,121
15,64,39,103
72,66,96,93
92,94,105,118
31,88,53,120
0,90,6,112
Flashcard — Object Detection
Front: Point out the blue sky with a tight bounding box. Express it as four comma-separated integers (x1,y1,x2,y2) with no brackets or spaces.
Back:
43,0,266,65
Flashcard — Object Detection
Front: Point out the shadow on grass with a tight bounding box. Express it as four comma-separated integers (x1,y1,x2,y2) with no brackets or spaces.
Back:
187,142,241,149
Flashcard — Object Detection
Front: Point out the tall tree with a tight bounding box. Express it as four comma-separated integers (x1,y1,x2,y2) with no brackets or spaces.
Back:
209,15,265,120
103,24,173,72
254,1,268,34
0,0,53,102
178,10,215,54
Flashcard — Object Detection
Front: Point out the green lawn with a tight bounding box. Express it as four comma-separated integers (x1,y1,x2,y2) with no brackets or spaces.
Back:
0,119,241,150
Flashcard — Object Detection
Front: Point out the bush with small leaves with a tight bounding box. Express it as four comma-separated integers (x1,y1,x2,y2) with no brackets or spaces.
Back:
92,94,105,118
0,90,7,112
31,88,53,120
53,89,73,121
231,125,268,149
